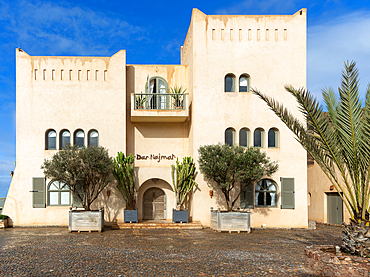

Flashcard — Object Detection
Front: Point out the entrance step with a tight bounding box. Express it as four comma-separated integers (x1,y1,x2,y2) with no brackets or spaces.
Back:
114,221,203,230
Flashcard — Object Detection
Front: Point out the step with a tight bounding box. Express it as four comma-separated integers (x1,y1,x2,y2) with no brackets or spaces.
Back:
112,221,203,230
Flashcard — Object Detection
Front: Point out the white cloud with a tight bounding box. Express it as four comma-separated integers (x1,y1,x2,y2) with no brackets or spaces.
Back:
0,0,145,56
308,12,370,102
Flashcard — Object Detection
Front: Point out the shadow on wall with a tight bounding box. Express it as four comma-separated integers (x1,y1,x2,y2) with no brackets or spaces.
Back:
93,181,124,224
135,122,188,139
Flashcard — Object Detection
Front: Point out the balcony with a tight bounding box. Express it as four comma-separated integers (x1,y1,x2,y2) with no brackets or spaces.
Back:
131,93,189,122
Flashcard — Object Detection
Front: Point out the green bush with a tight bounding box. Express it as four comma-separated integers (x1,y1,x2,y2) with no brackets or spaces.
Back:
0,215,8,220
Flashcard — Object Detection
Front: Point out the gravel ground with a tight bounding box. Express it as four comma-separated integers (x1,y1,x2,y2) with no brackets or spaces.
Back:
0,224,342,276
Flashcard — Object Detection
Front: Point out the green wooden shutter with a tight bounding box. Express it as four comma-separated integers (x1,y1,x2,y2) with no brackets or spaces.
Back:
72,185,84,208
241,184,254,209
32,177,46,208
281,178,295,209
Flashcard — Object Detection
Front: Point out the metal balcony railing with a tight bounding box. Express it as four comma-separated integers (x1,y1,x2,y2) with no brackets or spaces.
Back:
134,93,186,110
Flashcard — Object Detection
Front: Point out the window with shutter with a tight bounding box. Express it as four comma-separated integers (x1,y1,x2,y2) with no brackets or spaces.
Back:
72,185,84,208
32,177,46,208
240,183,254,208
281,177,295,209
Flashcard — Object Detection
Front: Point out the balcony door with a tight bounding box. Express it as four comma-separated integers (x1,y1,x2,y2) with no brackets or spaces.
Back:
146,76,168,109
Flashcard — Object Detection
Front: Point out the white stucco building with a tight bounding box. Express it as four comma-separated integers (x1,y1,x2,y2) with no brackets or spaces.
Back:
3,8,308,228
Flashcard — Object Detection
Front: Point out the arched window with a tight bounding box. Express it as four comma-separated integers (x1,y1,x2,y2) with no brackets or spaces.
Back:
268,128,279,148
48,181,70,206
88,130,99,147
74,129,85,148
225,128,235,146
60,130,70,150
45,129,57,150
255,179,277,207
239,128,250,147
145,76,169,109
224,74,235,92
239,74,250,92
253,128,264,148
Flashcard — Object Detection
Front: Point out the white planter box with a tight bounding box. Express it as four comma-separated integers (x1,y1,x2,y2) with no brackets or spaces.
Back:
68,208,104,233
0,219,8,228
210,208,251,233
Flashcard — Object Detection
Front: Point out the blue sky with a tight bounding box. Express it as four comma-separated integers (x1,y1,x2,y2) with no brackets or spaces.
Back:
1,0,370,197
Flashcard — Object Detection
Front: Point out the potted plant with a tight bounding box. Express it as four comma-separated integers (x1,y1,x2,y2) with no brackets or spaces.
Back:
0,215,8,228
171,157,197,223
168,86,187,109
198,144,278,232
136,94,147,109
112,152,137,223
42,145,113,232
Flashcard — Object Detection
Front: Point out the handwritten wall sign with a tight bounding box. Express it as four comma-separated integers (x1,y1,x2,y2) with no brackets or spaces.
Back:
136,154,176,163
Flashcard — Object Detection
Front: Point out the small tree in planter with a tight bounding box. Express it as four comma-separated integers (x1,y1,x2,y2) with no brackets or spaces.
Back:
198,144,278,232
0,215,9,228
42,145,113,232
112,152,138,223
171,157,197,223
168,85,187,109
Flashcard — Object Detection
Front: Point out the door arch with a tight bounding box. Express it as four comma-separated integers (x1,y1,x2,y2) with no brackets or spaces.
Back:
143,187,166,220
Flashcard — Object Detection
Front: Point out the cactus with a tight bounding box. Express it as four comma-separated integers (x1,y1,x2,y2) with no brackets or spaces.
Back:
171,157,197,210
112,152,136,210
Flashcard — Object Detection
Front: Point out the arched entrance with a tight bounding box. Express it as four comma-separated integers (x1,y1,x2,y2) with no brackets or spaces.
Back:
143,187,166,220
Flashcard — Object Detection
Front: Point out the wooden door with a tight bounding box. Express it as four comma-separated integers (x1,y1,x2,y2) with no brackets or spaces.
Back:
143,188,166,220
327,192,343,224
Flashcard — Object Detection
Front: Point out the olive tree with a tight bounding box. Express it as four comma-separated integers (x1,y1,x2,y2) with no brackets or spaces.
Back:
41,145,113,211
198,144,278,211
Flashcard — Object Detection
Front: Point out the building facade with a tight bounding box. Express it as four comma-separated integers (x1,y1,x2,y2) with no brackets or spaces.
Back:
3,8,308,228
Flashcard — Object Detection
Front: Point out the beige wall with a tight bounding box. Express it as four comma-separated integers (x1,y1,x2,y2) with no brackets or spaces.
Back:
4,8,308,228
3,49,127,226
307,161,351,224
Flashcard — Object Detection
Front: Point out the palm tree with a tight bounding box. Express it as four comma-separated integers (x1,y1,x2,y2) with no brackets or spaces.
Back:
252,61,370,257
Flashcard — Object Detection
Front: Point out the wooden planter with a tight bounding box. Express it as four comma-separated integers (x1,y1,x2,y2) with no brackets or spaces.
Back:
124,209,138,223
173,209,188,223
0,218,8,228
69,207,104,233
210,208,251,233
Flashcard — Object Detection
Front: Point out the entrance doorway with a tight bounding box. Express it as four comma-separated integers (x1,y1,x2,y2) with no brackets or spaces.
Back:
327,192,343,224
143,188,166,220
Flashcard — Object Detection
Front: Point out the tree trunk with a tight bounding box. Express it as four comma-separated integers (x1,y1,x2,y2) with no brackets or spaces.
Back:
341,222,370,257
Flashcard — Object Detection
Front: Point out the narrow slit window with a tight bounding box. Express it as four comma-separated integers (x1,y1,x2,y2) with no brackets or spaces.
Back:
284,29,287,40
95,70,98,81
248,29,252,40
52,70,55,80
104,70,107,81
78,70,81,81
275,29,278,41
69,70,72,81
266,29,269,41
61,70,64,80
257,29,260,41
43,69,46,80
239,29,242,41
221,29,224,40
87,70,90,80
212,29,216,40
34,69,38,80
230,29,233,40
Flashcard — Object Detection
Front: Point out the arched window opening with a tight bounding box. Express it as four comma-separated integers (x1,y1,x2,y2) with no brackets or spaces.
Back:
255,179,277,207
268,128,279,148
60,130,70,150
88,130,99,147
48,181,70,206
224,74,235,92
239,128,250,147
46,129,57,150
225,128,235,146
74,130,85,148
253,128,264,148
145,76,169,109
239,74,250,92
